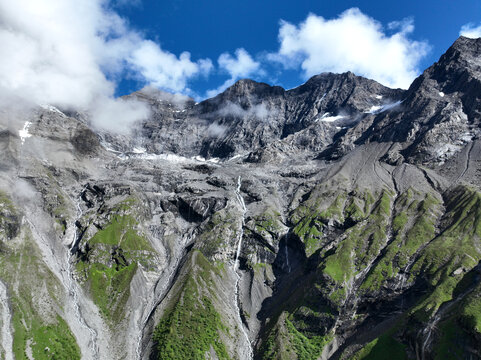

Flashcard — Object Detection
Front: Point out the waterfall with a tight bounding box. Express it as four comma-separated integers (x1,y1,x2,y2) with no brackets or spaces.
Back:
284,239,291,273
234,176,247,270
232,176,253,359
420,312,441,360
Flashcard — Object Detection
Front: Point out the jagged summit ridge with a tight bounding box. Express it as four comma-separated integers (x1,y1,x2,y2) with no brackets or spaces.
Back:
321,36,481,166
123,70,403,161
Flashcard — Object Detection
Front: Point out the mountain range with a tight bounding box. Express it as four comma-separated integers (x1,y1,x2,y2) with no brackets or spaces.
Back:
1,36,481,359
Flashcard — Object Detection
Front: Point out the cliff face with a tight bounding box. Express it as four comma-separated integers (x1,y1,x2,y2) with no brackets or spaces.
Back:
1,37,481,360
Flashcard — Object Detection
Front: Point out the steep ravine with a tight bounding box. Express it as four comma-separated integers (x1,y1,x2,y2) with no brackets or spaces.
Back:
66,189,99,359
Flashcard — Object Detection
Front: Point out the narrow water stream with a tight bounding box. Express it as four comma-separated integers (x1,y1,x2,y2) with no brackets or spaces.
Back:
233,176,254,359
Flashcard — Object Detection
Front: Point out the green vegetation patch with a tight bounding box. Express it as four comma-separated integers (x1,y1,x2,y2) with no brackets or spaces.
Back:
410,187,481,319
285,318,331,360
323,190,392,287
153,251,230,360
351,334,407,360
12,313,80,360
77,261,137,321
0,191,20,240
76,199,158,325
0,231,80,360
362,192,440,292
291,189,375,258
198,208,239,258
254,210,284,235
260,311,331,360
293,214,323,257
88,214,154,252
461,288,481,334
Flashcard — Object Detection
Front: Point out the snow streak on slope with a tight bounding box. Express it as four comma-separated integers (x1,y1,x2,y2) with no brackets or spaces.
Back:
18,121,32,144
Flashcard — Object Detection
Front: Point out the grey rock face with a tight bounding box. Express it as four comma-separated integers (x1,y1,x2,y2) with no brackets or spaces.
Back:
324,36,481,167
2,36,481,360
120,72,403,162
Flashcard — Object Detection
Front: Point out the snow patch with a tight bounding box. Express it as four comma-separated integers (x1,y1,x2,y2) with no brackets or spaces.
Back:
374,95,383,99
18,121,32,144
439,92,445,97
435,143,462,158
317,113,345,122
101,139,224,164
365,105,383,114
99,139,121,154
193,155,220,163
40,104,66,117
136,153,189,163
364,100,402,114
228,154,243,162
132,147,146,154
118,152,223,164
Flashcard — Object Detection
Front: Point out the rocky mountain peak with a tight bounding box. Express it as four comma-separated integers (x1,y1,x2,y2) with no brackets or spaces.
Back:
199,79,285,113
448,35,481,61
322,36,481,166
409,36,481,93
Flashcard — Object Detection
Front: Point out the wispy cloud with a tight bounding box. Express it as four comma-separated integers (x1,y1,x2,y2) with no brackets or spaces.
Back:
128,40,213,93
460,23,481,38
206,48,261,98
0,0,211,133
268,8,430,89
217,101,276,121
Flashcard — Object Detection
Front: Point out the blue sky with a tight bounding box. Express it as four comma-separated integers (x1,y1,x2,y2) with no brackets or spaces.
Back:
114,0,481,97
1,0,481,132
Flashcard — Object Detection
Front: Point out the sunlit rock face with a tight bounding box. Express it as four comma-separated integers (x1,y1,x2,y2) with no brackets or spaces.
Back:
1,37,481,360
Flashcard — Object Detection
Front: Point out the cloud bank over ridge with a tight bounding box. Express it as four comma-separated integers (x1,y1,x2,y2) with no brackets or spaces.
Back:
268,8,430,89
0,0,211,133
0,2,432,132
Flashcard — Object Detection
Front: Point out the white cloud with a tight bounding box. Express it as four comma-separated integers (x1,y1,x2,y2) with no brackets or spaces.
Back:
460,23,481,38
129,40,212,93
206,123,227,137
139,86,192,107
217,102,276,121
0,0,212,133
269,8,430,89
218,48,260,79
90,97,151,135
206,48,261,97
